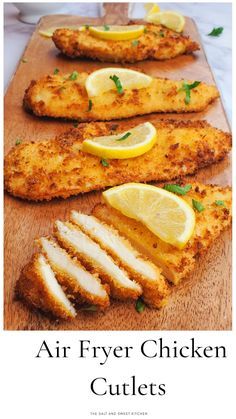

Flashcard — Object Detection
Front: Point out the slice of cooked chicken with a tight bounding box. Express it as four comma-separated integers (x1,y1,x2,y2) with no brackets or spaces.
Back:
38,237,109,308
17,253,76,319
92,183,232,285
70,211,169,308
53,220,142,300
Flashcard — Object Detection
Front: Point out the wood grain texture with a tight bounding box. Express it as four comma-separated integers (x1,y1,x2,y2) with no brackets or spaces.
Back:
4,6,232,330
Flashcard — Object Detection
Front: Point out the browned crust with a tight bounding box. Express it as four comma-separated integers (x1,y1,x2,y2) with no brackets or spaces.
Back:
16,253,76,319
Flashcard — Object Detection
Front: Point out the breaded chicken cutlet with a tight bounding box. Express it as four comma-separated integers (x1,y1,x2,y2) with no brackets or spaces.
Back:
5,120,231,201
93,183,232,285
52,23,199,63
23,72,219,121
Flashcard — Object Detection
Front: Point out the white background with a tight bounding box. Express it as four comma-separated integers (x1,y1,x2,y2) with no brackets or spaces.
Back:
1,1,235,418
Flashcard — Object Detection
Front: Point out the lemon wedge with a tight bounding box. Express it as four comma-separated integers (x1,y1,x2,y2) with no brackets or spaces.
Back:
146,11,185,33
88,25,145,41
39,25,85,38
144,3,160,15
82,122,157,159
103,183,195,249
85,67,153,97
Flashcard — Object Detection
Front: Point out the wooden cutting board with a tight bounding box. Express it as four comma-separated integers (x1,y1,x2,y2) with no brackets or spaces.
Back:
4,3,231,330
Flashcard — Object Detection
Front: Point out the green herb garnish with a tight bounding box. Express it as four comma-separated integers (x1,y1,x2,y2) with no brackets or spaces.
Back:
15,138,22,145
192,199,205,212
85,24,90,29
135,298,146,313
103,24,110,31
88,99,93,111
215,200,225,206
73,121,79,128
21,58,27,63
116,132,131,142
208,27,224,37
144,27,148,34
109,75,123,94
101,158,109,167
163,184,192,196
69,70,79,80
159,31,165,37
81,305,97,312
54,68,59,75
131,40,139,46
180,81,201,104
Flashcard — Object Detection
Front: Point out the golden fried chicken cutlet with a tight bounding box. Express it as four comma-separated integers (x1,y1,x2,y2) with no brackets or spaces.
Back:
23,72,219,121
16,253,77,319
52,23,199,63
70,211,169,308
38,237,110,309
54,220,142,300
92,183,232,285
5,120,231,201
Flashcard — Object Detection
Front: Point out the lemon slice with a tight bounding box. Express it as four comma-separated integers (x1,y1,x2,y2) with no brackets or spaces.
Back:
82,122,157,159
146,11,185,33
39,25,85,38
85,67,153,97
103,183,195,249
144,3,161,15
89,25,145,41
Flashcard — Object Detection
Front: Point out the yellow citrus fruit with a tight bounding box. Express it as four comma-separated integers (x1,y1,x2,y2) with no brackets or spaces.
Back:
146,11,185,33
85,67,153,97
88,25,145,41
144,3,161,15
103,183,195,249
82,122,157,159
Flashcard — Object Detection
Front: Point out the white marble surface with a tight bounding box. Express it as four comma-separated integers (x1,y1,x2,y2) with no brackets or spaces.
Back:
4,2,232,122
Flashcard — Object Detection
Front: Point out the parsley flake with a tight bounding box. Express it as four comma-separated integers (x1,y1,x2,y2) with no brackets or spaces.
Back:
208,27,224,37
85,24,90,29
103,24,110,31
131,40,139,47
81,305,97,312
15,138,22,145
69,70,79,80
163,184,192,196
53,68,59,75
135,298,146,313
73,121,79,128
215,200,225,206
180,81,201,104
192,199,205,212
144,27,148,34
88,99,93,111
116,132,131,142
159,31,165,37
110,75,123,94
101,158,109,167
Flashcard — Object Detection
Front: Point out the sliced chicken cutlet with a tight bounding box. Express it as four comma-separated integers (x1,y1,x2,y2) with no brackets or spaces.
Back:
70,211,169,308
92,183,232,285
16,253,76,319
53,220,142,300
37,237,109,309
4,120,231,201
52,23,199,63
23,72,219,121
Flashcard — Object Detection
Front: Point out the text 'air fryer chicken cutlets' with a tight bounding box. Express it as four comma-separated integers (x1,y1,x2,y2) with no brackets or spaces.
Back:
52,23,199,63
23,71,219,121
93,183,232,285
4,120,231,201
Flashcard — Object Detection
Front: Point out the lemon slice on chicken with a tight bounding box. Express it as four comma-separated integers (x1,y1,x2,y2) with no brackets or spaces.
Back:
89,25,145,41
146,11,185,33
103,183,195,249
82,122,157,159
85,67,153,97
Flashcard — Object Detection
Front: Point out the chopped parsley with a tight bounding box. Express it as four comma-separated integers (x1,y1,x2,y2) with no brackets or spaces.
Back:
116,132,131,142
163,184,192,196
180,81,201,104
192,199,205,212
69,70,79,80
109,75,123,94
215,200,225,206
85,24,90,29
73,121,79,128
53,68,59,75
100,158,109,167
21,58,27,63
81,305,97,312
144,27,148,34
15,138,22,145
159,31,165,37
131,40,139,47
88,99,93,111
208,27,224,37
103,24,110,31
135,298,146,313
